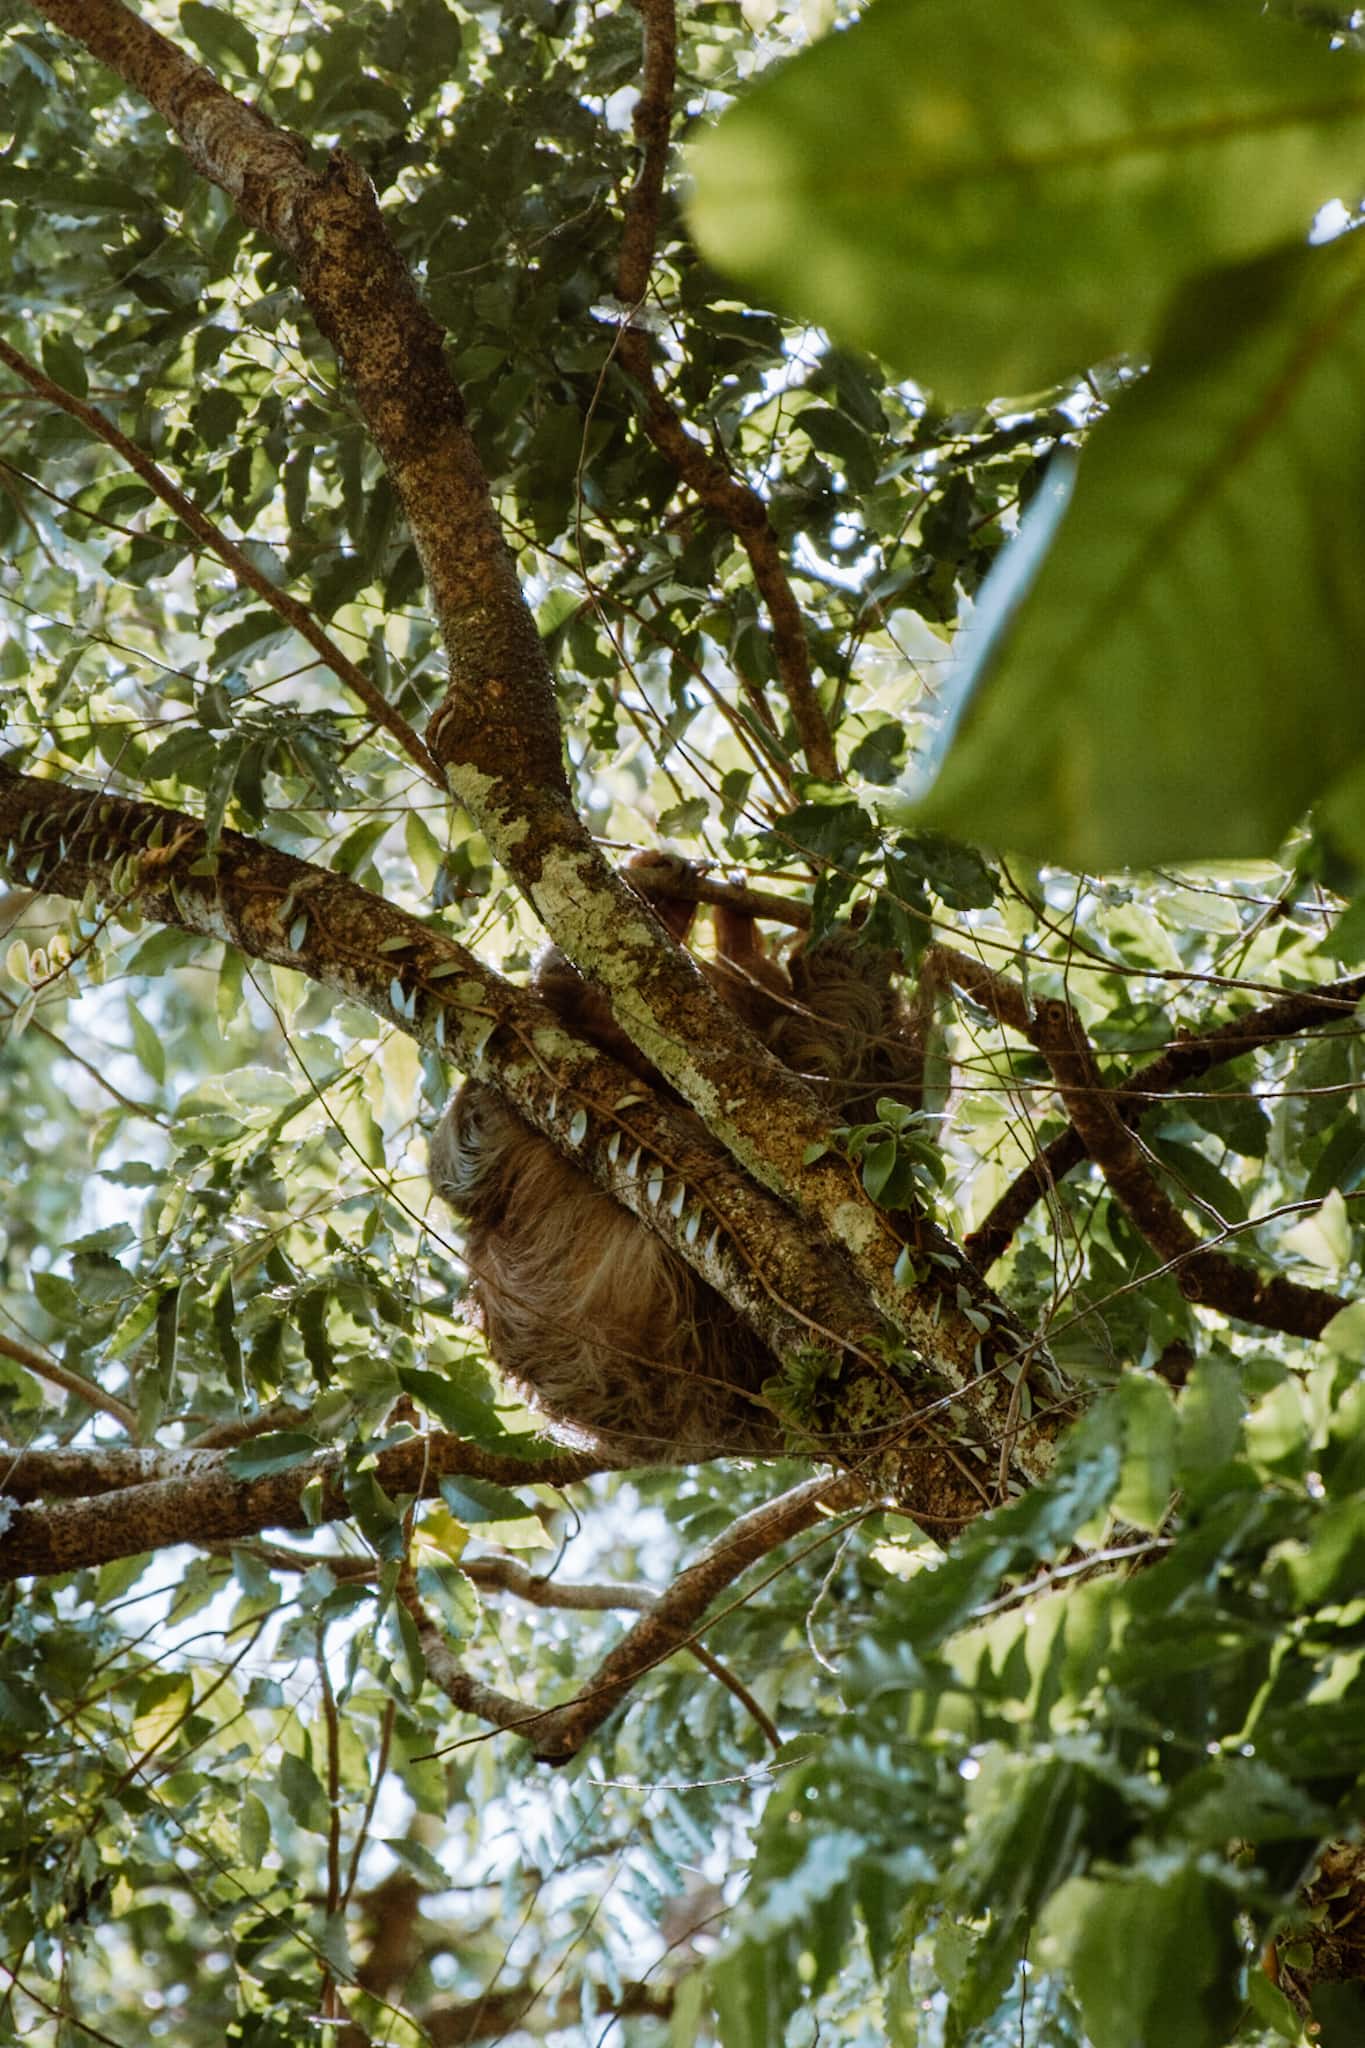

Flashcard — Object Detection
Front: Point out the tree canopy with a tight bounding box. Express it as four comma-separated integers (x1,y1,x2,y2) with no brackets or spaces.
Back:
4,2,1365,2045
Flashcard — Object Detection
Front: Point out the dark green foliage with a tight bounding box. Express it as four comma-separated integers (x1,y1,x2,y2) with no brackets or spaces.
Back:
4,2,1365,2045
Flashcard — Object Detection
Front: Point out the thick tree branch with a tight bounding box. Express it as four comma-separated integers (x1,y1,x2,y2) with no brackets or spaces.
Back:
0,1432,602,1580
0,333,440,784
615,0,837,782
19,0,1041,1413
0,765,1060,1498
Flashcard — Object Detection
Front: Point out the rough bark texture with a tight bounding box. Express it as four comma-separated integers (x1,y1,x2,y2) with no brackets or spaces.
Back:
0,1434,599,1581
0,764,1066,1508
19,0,969,1380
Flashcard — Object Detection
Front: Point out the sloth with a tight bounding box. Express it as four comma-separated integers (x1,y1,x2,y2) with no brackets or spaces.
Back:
429,869,924,1466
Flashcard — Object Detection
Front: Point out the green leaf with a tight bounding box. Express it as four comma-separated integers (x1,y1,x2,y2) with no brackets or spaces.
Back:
0,166,149,213
686,0,1365,401
41,331,88,400
216,945,246,1038
1043,1865,1242,2048
125,994,166,1086
346,1467,405,1559
179,1,258,76
920,234,1365,865
278,1750,329,1834
397,1364,510,1442
133,1671,193,1751
1148,1137,1247,1228
438,1475,531,1525
224,1431,322,1478
239,1791,270,1866
1114,1374,1177,1532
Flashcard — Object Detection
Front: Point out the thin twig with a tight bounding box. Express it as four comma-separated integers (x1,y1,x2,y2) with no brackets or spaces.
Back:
0,333,441,785
0,1329,137,1435
612,0,837,780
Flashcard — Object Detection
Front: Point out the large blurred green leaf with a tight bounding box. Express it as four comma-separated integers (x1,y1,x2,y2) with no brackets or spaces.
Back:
1043,1865,1243,2048
919,231,1365,865
686,0,1365,401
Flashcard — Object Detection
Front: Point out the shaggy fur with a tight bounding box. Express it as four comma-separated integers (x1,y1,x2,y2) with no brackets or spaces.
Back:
429,908,923,1465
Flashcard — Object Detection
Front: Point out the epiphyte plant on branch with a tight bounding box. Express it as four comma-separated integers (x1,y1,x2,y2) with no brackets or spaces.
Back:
4,1,1365,2045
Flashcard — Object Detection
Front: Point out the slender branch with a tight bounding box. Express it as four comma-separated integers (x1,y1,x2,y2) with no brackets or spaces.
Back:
931,944,1350,1334
539,1470,863,1758
206,1539,376,1581
466,1552,780,1742
341,1698,396,1913
628,862,812,930
462,1556,651,1611
0,1330,137,1435
188,1400,318,1449
0,334,440,786
685,1639,782,1750
614,0,837,781
1032,997,1347,1341
398,1565,543,1741
413,1472,862,1761
942,946,1365,1269
223,1542,775,1749
318,1628,344,1947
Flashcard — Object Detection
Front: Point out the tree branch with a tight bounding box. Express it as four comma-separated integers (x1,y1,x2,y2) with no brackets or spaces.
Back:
406,1472,861,1761
615,0,837,781
1032,996,1347,1340
0,1432,603,1580
0,764,1060,1499
939,944,1365,1275
0,1331,137,1435
0,333,440,785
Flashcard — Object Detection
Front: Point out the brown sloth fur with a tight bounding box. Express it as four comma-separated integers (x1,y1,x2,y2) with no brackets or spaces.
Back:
429,875,923,1466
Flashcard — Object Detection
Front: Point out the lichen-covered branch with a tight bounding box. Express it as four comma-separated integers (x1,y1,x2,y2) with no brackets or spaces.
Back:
0,764,1060,1496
